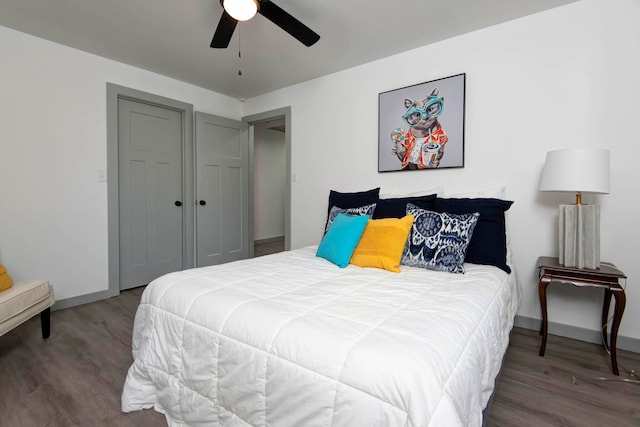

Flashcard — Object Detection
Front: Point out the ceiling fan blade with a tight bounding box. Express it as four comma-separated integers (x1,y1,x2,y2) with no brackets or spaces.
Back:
258,1,320,47
210,9,238,48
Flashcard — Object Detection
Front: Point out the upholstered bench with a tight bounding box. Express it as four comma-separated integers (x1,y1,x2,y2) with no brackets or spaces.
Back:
0,280,55,339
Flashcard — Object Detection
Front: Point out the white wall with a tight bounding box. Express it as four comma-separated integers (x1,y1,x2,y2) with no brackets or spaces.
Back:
243,0,640,345
253,127,286,241
0,26,242,300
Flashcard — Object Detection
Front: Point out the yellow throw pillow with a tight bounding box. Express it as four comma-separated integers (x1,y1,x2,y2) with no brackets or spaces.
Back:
350,215,414,273
0,263,14,292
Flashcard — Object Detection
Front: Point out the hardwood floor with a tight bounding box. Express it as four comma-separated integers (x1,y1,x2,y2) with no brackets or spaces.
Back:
1,286,637,426
254,236,285,258
0,287,165,426
486,328,639,426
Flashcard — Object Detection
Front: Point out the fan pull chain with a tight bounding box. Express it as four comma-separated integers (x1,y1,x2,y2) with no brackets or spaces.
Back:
237,24,242,76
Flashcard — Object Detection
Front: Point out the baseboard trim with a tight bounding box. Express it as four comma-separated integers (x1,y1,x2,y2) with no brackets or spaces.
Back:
52,288,119,311
514,315,640,353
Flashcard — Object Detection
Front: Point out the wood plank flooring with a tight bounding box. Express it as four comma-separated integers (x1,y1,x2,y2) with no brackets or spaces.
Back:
254,237,285,258
1,284,638,426
486,328,639,426
0,286,165,426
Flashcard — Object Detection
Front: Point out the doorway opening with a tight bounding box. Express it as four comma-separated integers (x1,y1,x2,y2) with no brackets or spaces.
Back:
244,107,292,258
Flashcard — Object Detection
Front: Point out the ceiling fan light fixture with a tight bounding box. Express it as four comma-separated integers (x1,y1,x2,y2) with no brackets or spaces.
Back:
223,0,259,21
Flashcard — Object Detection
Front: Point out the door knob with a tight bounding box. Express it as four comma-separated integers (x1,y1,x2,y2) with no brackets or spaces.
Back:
175,201,182,206
199,200,207,206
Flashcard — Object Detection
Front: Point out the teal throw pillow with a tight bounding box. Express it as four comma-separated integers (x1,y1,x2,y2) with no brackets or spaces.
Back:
316,213,369,268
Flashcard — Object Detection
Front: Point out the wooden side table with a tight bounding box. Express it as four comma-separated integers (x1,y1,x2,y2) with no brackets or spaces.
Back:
537,256,627,375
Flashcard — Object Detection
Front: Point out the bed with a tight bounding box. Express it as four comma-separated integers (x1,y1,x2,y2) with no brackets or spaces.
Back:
122,188,520,426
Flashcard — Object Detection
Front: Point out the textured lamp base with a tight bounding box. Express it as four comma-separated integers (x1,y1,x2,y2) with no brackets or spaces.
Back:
558,204,600,269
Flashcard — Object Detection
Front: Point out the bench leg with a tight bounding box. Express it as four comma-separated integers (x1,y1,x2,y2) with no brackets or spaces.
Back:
40,308,51,339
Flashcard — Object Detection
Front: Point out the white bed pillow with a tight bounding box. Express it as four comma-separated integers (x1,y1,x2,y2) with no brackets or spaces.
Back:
380,184,445,198
444,185,505,199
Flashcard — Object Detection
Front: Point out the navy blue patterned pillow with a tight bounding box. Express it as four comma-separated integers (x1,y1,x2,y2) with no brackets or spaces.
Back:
325,204,377,233
415,197,514,273
401,203,479,274
325,188,380,230
327,188,380,216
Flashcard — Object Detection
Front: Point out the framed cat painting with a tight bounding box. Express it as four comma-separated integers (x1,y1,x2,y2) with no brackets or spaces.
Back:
378,73,465,172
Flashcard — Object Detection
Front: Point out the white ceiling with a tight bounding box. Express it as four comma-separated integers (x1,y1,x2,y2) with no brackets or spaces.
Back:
0,0,576,100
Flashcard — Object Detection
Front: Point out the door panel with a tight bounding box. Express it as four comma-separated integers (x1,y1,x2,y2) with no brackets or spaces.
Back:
223,165,243,253
196,112,249,267
118,99,184,289
199,163,222,258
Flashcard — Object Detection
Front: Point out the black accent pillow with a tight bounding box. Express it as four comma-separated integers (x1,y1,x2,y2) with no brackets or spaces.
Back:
326,188,380,217
372,194,437,219
416,197,514,273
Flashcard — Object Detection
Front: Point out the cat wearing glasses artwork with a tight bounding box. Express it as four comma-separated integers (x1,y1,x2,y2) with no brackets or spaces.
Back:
391,87,449,169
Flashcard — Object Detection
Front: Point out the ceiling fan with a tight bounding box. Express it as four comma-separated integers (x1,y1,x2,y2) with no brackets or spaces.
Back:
210,0,320,48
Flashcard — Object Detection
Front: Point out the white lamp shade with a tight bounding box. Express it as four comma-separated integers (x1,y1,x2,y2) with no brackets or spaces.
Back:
223,0,258,21
539,148,610,194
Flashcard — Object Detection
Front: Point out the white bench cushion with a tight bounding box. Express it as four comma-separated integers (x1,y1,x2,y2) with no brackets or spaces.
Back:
0,280,55,336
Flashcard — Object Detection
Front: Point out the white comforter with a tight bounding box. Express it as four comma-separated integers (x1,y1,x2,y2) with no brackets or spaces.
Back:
122,246,520,426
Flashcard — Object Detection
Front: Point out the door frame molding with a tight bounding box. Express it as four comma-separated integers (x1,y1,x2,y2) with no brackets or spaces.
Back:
243,107,292,254
106,83,194,297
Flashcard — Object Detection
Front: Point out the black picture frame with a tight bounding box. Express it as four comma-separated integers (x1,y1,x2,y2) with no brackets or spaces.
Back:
378,73,465,172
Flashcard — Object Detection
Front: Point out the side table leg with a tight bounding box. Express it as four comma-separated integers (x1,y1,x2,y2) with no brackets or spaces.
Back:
601,289,612,353
609,288,626,376
539,276,551,357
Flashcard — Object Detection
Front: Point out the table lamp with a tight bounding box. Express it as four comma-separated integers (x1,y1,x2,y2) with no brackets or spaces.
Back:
539,148,610,269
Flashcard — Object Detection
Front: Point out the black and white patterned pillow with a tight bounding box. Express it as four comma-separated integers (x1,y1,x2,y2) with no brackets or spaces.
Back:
324,204,376,233
401,203,479,274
